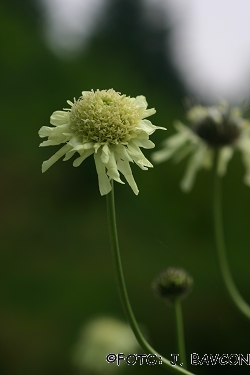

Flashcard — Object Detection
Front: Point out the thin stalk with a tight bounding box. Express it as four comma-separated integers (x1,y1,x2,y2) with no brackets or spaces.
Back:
174,299,187,368
106,182,195,374
213,152,250,319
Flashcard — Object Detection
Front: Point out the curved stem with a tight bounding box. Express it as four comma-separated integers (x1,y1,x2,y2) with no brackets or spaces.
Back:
106,182,195,374
174,299,187,368
213,152,250,319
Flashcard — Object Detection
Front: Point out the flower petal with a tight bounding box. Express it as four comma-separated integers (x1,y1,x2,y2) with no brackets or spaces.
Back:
40,140,62,147
133,155,153,170
106,151,124,184
138,119,166,135
239,139,250,186
94,150,112,196
135,95,147,109
73,149,94,167
63,149,77,161
101,144,111,164
132,137,155,149
217,147,234,176
127,142,142,155
50,111,70,126
41,144,72,172
38,126,54,138
114,145,133,162
142,108,156,118
117,159,139,195
39,124,72,145
127,142,153,169
152,132,189,163
180,144,207,192
242,153,250,186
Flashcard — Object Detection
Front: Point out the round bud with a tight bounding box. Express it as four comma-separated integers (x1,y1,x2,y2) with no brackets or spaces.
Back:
152,267,193,304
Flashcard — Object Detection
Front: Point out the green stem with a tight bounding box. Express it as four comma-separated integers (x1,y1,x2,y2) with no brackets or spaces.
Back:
174,299,187,368
106,182,195,374
213,152,250,319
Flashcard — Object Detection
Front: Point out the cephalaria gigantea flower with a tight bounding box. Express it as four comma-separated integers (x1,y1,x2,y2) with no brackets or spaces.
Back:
39,89,165,195
72,317,138,374
152,101,250,191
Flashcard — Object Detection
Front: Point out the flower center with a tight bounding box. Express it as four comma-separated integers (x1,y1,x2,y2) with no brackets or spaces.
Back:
192,115,241,147
69,89,141,144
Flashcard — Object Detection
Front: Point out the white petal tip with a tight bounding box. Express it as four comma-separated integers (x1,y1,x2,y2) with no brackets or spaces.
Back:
100,187,112,196
180,184,191,193
41,163,49,173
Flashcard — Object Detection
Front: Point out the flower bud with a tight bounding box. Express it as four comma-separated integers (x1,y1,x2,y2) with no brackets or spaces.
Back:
152,267,193,304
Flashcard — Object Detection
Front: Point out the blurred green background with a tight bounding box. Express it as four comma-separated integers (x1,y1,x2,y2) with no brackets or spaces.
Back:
1,0,250,374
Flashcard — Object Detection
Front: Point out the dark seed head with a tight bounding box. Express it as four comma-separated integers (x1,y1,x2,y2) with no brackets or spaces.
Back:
187,103,244,148
192,115,241,147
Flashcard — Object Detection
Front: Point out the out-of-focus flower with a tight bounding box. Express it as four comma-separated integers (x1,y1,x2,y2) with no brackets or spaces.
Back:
39,89,164,195
152,267,193,304
152,101,250,191
71,316,139,374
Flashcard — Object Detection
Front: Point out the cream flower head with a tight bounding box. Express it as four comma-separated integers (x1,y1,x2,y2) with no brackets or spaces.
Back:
152,101,250,191
71,317,138,374
39,89,164,195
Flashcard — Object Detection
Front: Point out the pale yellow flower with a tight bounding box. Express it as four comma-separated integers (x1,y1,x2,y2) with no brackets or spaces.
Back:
71,317,138,374
152,101,250,191
39,89,164,195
